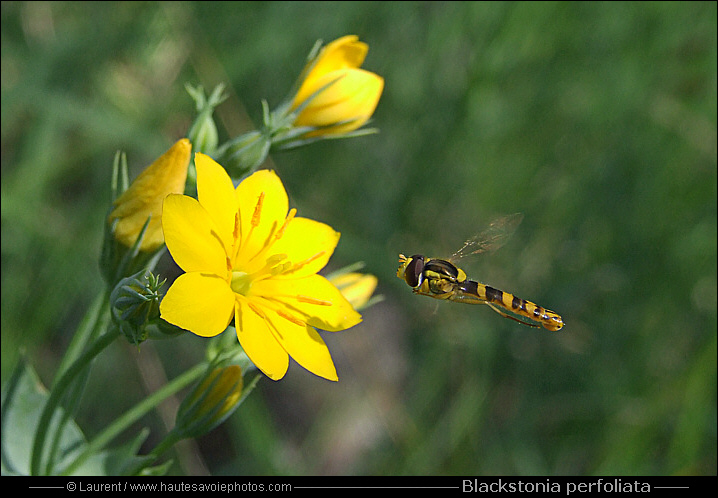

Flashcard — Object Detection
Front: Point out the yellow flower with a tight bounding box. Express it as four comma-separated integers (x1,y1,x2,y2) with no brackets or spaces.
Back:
291,35,384,136
108,139,191,251
159,153,362,381
329,272,378,310
175,366,243,438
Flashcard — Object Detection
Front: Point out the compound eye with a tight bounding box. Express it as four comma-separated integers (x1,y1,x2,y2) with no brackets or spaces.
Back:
404,255,425,288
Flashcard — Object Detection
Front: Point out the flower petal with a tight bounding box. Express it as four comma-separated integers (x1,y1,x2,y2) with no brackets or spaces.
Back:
260,304,338,381
162,194,228,275
314,35,367,73
271,217,340,278
295,71,384,135
195,153,238,254
109,138,191,251
235,298,289,380
293,35,368,109
330,272,379,310
160,272,235,337
250,275,362,332
234,170,288,264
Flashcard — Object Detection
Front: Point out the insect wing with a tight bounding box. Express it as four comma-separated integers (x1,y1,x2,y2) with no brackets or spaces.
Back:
450,213,524,262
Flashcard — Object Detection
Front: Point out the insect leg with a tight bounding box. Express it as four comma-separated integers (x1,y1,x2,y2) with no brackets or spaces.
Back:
485,303,540,328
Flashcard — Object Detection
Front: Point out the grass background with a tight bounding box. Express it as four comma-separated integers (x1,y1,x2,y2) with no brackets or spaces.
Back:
2,1,715,476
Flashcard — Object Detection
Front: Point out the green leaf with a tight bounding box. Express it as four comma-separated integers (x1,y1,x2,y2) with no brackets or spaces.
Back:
1,357,161,476
1,357,90,475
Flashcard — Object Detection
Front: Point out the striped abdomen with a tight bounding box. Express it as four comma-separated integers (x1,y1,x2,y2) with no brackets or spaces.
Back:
458,280,564,331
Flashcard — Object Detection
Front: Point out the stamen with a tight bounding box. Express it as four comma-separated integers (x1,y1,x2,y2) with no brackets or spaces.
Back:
297,295,332,306
239,193,264,263
276,309,307,327
231,214,243,263
291,251,326,273
274,208,296,241
247,301,266,319
248,207,296,265
270,261,292,276
233,211,241,242
264,253,287,266
248,254,289,281
251,192,265,228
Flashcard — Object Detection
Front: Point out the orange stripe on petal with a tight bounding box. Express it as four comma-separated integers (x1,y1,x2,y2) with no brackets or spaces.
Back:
297,295,332,306
235,299,289,381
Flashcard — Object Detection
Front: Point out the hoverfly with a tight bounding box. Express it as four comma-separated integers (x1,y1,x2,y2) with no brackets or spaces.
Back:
397,213,564,331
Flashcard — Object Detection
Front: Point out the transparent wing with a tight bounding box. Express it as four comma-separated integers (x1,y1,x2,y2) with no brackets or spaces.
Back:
450,213,524,262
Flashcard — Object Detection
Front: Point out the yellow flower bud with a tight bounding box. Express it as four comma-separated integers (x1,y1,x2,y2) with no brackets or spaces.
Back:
329,272,379,310
108,139,191,252
175,366,243,438
291,35,384,136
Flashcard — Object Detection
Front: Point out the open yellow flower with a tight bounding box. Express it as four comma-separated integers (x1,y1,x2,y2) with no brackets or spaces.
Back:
291,35,384,136
108,138,191,252
159,153,362,381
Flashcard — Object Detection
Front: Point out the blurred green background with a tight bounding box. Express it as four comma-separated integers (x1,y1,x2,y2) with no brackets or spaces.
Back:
2,1,715,476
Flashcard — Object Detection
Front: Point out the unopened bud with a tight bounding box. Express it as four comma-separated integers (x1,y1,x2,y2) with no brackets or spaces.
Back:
186,84,227,155
328,268,379,310
174,366,244,438
110,270,165,346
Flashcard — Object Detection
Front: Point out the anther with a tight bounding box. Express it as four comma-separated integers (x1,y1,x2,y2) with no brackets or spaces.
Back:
248,301,266,319
275,208,296,241
297,295,332,306
276,309,306,327
251,192,265,228
291,251,326,272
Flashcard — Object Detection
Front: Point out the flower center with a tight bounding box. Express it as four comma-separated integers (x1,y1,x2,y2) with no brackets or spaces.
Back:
230,253,291,296
230,271,252,296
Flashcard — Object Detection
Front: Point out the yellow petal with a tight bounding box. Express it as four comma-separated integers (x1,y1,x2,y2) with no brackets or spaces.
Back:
235,298,289,380
293,35,368,109
160,272,235,337
330,272,378,310
162,194,228,276
250,275,362,331
294,69,384,134
195,152,238,254
234,170,288,264
109,138,191,251
260,304,338,381
271,217,340,278
315,35,367,73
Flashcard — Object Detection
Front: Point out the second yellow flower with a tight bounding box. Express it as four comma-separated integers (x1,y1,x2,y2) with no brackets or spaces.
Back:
291,35,384,136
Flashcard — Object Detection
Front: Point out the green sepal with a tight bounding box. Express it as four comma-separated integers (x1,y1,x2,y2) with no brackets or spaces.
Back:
100,151,161,286
214,129,271,179
110,270,161,345
186,83,227,156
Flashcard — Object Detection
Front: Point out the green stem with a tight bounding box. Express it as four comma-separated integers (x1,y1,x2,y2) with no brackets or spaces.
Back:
55,290,111,385
30,328,119,476
151,429,185,458
45,290,111,470
59,362,207,476
123,429,184,476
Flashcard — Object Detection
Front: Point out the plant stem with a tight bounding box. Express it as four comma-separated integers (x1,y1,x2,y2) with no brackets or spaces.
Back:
54,290,111,385
30,328,119,476
45,290,111,471
60,362,207,476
